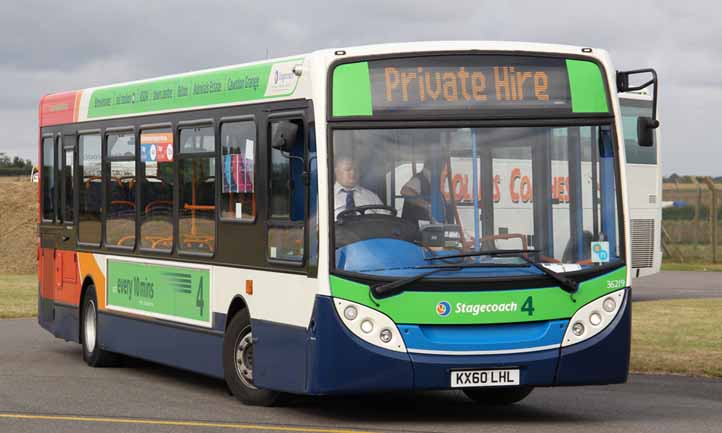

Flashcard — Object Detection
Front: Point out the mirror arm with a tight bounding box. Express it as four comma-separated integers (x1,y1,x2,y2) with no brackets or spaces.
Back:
617,68,659,125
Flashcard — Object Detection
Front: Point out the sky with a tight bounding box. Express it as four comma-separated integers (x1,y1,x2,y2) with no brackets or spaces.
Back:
1,0,719,175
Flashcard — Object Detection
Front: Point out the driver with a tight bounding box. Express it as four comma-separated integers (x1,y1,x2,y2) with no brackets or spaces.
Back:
334,155,382,220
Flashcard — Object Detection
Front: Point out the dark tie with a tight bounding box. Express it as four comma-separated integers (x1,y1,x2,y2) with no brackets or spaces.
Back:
343,189,355,210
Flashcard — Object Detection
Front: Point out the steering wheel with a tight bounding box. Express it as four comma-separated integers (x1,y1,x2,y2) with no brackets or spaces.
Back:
337,204,397,221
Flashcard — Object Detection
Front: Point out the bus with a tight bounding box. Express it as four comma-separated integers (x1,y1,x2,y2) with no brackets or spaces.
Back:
620,90,662,278
37,41,659,406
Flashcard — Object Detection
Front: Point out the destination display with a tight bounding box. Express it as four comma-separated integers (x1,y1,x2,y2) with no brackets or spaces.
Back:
332,55,609,117
370,56,571,113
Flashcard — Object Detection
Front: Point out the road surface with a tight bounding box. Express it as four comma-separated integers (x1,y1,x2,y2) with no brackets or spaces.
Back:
0,317,720,433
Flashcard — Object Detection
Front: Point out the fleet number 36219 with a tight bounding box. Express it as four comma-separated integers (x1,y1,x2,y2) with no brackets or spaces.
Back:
607,279,625,289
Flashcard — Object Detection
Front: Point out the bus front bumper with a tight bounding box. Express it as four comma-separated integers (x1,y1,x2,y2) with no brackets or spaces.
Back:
305,289,630,395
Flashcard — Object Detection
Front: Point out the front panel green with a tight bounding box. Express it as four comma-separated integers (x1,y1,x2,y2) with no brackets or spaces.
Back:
330,267,626,325
332,61,373,117
566,59,609,113
107,260,210,322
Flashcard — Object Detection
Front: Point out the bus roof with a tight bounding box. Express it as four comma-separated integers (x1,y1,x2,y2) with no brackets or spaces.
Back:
39,41,611,127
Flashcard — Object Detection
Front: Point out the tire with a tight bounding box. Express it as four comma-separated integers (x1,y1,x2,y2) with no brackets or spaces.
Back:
463,386,534,405
81,285,120,367
223,309,283,406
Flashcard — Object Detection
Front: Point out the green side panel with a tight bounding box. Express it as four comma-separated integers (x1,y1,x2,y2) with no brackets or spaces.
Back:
107,260,210,322
566,59,609,113
332,62,373,117
330,267,627,325
87,59,302,119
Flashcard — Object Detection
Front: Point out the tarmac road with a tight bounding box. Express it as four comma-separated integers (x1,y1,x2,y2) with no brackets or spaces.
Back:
1,317,721,433
632,270,722,301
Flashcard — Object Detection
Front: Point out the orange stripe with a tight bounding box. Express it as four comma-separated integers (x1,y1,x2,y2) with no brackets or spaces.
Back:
73,91,82,122
77,252,106,309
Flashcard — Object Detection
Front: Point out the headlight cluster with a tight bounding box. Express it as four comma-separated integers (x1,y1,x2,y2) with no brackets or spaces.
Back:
334,298,407,353
562,288,626,347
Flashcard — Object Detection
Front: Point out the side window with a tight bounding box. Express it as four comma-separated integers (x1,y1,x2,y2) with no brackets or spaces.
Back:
268,119,305,262
178,126,216,254
63,147,74,222
621,102,656,164
78,134,102,245
105,132,136,248
220,121,256,221
41,137,55,221
139,129,174,251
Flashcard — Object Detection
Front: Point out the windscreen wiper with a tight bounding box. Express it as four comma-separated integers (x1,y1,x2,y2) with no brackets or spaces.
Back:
426,248,578,294
371,266,462,299
512,253,579,294
425,248,541,261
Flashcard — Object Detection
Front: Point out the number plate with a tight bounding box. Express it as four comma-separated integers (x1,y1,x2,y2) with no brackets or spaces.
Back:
450,369,520,388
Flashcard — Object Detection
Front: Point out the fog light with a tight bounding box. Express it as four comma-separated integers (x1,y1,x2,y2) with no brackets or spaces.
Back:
589,312,602,326
603,297,616,313
572,322,585,336
379,329,392,343
360,320,374,334
343,305,358,321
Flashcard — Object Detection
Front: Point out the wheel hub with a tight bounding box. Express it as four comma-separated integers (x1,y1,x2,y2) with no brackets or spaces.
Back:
234,331,257,389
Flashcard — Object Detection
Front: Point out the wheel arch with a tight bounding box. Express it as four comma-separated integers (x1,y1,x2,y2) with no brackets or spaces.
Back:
78,275,95,344
226,295,249,331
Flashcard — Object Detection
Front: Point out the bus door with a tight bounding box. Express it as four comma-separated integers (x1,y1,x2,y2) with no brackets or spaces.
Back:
39,134,60,323
55,134,80,305
255,108,311,392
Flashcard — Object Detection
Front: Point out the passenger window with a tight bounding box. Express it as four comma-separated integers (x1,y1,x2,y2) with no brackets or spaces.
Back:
140,129,174,251
106,132,136,248
178,126,216,254
41,137,55,221
268,119,305,262
220,121,256,221
78,134,102,244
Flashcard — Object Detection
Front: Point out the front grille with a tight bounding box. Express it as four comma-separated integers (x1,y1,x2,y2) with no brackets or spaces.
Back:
631,219,655,268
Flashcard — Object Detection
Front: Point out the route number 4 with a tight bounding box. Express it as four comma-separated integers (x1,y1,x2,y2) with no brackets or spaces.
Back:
196,276,205,317
521,296,535,316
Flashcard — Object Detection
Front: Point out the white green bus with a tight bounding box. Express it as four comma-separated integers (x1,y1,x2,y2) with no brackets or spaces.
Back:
37,41,659,406
620,90,662,278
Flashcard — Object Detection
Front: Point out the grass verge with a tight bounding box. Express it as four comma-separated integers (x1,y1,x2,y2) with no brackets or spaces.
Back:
632,298,722,378
0,274,36,319
662,262,722,272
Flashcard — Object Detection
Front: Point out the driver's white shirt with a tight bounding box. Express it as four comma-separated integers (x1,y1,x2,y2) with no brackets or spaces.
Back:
334,182,382,220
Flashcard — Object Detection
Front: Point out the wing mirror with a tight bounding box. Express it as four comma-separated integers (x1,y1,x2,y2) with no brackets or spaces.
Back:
637,116,659,147
271,120,299,153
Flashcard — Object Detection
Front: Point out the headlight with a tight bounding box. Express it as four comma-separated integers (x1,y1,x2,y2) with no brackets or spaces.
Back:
562,288,625,347
334,298,406,353
603,297,617,313
360,320,374,334
379,328,393,343
343,305,358,320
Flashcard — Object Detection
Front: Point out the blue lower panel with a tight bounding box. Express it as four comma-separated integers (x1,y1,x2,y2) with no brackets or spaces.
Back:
556,288,631,385
98,312,225,379
411,349,560,389
253,319,308,393
400,320,568,353
39,301,79,343
306,296,414,395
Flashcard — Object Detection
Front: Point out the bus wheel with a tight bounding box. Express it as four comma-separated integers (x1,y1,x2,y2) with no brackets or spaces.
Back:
462,386,534,405
223,310,282,406
81,286,119,367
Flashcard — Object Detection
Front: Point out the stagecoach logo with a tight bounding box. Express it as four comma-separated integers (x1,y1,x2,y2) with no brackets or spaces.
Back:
264,60,301,97
436,301,452,317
